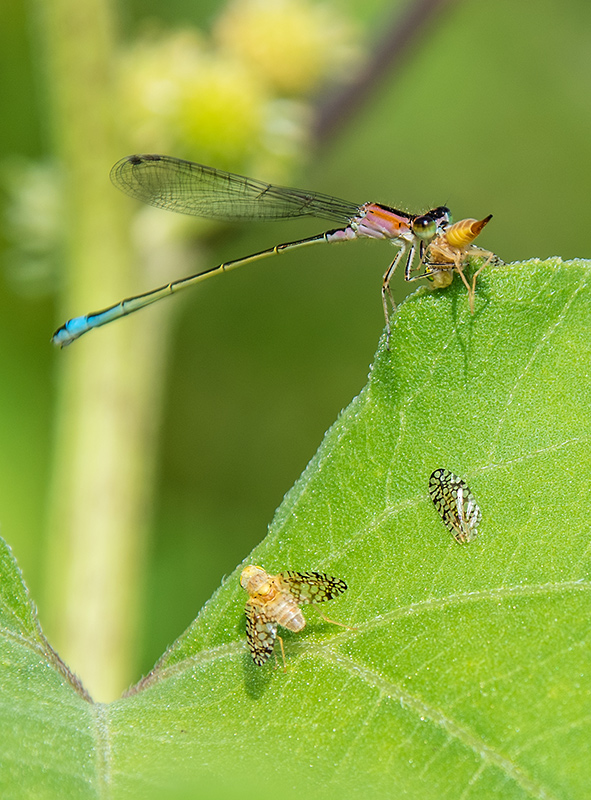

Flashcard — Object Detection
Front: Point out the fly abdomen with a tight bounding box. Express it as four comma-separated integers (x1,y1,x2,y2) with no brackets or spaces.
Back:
275,598,306,632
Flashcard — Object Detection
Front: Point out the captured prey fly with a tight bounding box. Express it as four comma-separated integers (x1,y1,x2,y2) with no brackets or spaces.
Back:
52,154,451,347
420,215,498,314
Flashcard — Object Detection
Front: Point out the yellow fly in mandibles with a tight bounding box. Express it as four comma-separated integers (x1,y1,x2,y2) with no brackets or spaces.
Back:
420,215,501,313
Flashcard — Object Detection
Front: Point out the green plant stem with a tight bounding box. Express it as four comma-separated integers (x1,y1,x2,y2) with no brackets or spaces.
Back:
37,0,168,700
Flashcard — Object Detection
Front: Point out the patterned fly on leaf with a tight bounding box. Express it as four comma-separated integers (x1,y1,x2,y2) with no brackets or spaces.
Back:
428,468,481,543
240,565,348,668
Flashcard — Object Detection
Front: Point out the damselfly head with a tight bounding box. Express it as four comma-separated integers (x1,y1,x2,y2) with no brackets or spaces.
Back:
412,207,452,240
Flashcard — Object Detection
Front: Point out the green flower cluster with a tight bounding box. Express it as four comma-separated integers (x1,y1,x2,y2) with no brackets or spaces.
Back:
118,0,359,177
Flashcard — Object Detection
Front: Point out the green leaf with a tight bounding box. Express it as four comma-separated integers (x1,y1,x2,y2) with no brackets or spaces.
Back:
0,537,94,798
2,258,591,799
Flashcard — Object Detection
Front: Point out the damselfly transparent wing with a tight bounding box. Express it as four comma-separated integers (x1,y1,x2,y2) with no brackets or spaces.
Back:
245,603,278,666
278,571,348,604
111,154,361,223
429,468,481,543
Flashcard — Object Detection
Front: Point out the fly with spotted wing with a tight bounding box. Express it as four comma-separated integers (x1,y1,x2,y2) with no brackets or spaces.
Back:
429,468,482,543
240,565,349,668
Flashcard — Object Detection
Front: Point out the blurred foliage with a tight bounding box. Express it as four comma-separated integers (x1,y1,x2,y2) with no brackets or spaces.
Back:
26,0,362,701
117,0,360,174
0,0,590,694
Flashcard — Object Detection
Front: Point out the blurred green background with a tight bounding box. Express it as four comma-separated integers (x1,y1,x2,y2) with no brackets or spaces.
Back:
1,0,590,698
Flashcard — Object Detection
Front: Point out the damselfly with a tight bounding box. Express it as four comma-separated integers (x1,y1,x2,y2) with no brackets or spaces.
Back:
51,154,451,347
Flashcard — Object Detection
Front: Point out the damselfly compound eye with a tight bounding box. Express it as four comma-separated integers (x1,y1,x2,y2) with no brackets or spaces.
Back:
412,214,437,240
430,206,453,230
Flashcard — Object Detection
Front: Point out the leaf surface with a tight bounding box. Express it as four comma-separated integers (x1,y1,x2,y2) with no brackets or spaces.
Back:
2,258,591,799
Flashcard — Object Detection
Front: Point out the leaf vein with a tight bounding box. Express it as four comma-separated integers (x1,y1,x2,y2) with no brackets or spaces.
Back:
487,277,589,460
322,650,560,800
